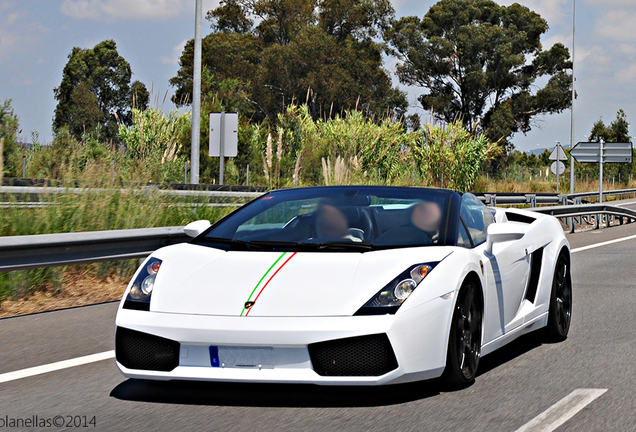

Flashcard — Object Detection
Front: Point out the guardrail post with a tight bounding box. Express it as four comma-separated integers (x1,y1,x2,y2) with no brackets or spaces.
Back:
526,194,536,207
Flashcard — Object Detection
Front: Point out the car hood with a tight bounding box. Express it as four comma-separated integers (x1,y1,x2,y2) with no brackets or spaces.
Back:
148,243,453,317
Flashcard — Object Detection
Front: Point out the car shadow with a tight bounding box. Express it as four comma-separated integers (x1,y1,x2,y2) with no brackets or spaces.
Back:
110,332,554,406
110,378,442,408
476,331,545,378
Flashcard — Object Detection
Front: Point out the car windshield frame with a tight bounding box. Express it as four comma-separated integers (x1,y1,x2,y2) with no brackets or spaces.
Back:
195,186,462,252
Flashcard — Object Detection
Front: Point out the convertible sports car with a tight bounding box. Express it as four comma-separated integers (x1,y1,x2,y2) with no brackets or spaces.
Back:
115,186,572,387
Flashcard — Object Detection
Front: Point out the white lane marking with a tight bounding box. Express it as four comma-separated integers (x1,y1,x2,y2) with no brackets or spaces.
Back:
0,350,115,384
514,388,607,432
571,233,636,253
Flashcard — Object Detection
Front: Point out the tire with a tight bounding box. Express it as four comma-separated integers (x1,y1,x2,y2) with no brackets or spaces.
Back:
545,252,572,341
443,281,482,388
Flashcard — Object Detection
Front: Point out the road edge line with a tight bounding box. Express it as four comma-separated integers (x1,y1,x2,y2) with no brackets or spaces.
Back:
0,350,115,384
571,233,636,253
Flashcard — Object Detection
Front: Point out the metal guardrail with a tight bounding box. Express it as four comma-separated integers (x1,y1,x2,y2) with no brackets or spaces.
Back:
3,185,636,206
477,193,565,207
567,187,636,203
3,187,636,272
529,203,636,233
476,188,636,207
0,186,263,199
0,226,188,272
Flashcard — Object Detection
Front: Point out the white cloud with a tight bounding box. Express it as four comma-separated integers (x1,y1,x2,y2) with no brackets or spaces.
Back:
594,8,636,42
160,39,187,65
0,8,49,64
543,33,571,50
615,63,636,83
60,0,191,21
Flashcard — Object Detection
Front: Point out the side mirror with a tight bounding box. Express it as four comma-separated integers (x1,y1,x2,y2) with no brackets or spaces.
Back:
485,223,526,254
183,220,211,238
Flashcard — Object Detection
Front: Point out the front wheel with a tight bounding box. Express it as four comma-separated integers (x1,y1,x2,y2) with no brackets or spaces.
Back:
443,281,482,388
545,252,572,341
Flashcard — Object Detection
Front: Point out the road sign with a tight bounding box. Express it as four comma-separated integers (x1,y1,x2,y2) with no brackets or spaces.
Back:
209,112,239,185
209,112,238,157
549,144,567,161
570,142,632,163
551,161,565,175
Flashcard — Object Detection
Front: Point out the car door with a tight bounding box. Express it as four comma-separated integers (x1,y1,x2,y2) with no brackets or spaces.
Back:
459,194,531,343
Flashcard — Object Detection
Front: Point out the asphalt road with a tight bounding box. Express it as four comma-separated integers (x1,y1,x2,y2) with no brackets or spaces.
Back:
1,224,636,431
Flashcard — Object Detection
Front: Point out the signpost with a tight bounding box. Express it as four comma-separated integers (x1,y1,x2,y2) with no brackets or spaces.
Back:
551,161,565,175
191,0,202,184
570,140,633,202
569,141,632,163
549,142,567,192
209,112,239,185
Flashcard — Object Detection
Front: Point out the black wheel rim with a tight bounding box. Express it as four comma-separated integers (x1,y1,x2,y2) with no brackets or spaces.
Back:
455,284,481,380
554,256,572,334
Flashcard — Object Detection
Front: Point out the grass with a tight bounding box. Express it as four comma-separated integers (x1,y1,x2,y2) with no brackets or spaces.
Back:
0,183,236,305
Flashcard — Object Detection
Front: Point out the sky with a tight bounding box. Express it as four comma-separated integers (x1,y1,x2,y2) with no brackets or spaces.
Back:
0,0,634,153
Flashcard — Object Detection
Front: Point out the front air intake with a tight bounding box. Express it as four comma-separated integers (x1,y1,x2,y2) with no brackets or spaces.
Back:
308,334,398,377
115,327,180,372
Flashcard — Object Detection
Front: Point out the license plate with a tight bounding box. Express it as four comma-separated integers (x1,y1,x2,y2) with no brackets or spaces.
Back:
209,346,278,369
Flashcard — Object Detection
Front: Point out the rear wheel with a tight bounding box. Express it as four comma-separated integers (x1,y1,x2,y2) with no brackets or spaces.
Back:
443,281,482,388
545,252,572,341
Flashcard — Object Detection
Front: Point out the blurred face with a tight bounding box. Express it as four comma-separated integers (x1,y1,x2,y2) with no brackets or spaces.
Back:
316,204,349,238
411,202,442,232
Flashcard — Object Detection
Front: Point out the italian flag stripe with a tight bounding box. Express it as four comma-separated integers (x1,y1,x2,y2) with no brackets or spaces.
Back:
240,251,293,316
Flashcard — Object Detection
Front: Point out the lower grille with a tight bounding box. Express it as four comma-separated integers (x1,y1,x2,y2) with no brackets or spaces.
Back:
115,327,180,372
308,334,398,377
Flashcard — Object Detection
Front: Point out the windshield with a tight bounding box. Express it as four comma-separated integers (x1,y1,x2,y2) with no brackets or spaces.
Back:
197,186,460,252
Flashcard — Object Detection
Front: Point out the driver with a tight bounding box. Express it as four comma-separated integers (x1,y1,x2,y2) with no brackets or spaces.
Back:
315,204,362,242
411,201,442,236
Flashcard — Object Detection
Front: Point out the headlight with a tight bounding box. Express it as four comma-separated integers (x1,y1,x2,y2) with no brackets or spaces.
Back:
123,257,162,311
355,263,438,315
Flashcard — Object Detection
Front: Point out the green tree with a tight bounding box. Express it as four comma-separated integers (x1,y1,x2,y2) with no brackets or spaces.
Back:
587,109,633,183
0,99,21,178
53,40,149,142
386,0,572,151
172,0,406,123
170,32,263,111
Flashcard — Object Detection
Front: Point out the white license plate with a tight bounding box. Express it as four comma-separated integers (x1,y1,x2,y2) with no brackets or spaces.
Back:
210,346,279,369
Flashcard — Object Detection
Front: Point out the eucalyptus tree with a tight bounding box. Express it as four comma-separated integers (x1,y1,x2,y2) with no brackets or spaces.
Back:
54,40,149,142
386,0,572,151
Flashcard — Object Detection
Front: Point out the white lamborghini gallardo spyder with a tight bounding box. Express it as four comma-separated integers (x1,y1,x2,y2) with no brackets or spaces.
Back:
115,186,572,387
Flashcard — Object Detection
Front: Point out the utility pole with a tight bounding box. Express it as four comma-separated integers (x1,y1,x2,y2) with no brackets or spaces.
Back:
570,0,576,194
190,0,202,184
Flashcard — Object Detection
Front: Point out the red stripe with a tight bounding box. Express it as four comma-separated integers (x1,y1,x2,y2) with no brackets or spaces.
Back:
245,252,297,316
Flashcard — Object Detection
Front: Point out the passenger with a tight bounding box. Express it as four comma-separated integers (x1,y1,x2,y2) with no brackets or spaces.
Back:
373,201,442,246
315,204,362,241
411,201,442,236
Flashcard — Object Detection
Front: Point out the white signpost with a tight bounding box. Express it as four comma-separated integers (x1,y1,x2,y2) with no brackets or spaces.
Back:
570,140,633,202
551,161,565,175
549,143,567,192
209,112,238,185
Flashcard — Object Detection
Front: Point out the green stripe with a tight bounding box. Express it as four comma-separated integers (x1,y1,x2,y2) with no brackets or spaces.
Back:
240,252,287,316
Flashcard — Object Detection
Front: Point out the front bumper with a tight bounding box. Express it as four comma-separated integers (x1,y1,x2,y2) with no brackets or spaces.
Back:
114,295,454,385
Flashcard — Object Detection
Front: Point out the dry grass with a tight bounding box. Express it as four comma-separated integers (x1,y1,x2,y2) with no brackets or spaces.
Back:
0,269,127,318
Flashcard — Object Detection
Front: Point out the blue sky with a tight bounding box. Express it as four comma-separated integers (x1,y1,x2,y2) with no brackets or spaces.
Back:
0,0,633,152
